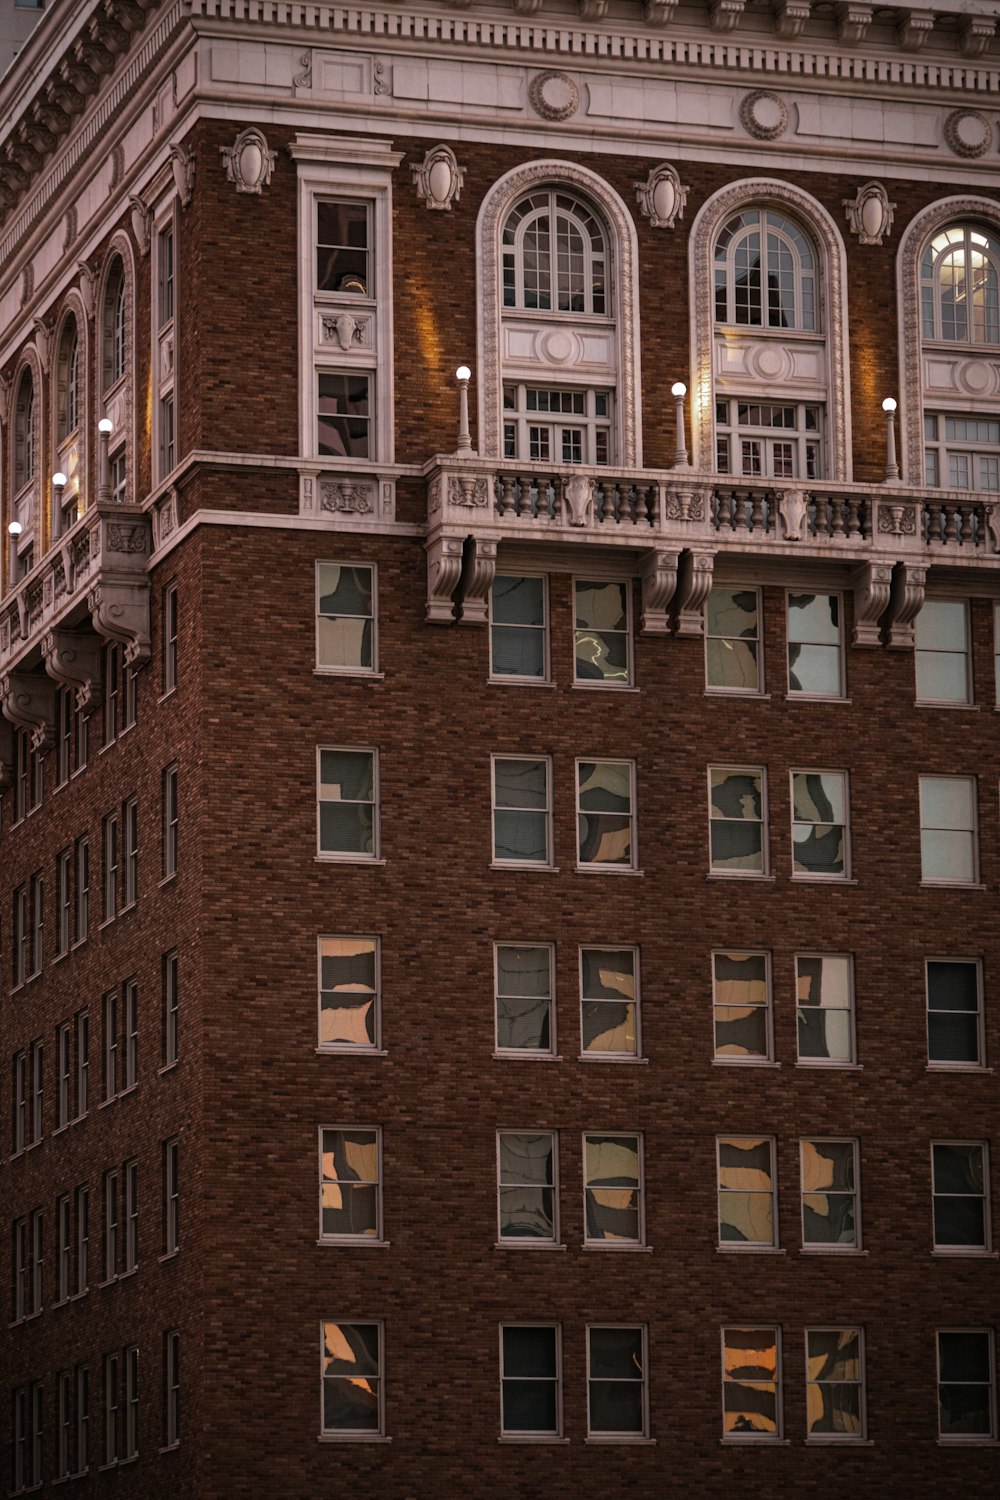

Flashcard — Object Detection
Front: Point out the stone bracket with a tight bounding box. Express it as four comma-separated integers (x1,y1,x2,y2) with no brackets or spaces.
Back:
884,561,926,649
42,627,104,711
851,561,893,647
425,533,466,624
674,549,715,637
0,717,12,786
458,536,498,625
88,581,151,665
640,548,680,634
1,670,57,751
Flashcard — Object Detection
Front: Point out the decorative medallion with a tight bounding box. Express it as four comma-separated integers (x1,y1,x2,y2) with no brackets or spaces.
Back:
412,145,465,211
843,181,896,246
221,127,276,194
528,71,580,122
634,163,689,229
944,110,993,159
738,90,789,141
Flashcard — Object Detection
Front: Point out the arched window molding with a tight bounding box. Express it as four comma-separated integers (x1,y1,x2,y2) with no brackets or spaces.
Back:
688,179,851,482
897,196,1000,487
97,233,137,504
8,347,44,579
51,292,90,537
476,160,642,467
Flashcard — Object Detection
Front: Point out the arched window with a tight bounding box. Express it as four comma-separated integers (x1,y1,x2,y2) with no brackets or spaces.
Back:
502,191,608,316
58,317,80,442
920,225,1000,346
100,247,132,504
715,210,816,332
15,371,35,489
103,258,127,394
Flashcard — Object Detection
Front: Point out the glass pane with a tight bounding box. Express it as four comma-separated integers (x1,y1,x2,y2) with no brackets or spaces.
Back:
723,1381,778,1435
495,760,547,810
807,1329,860,1380
707,638,758,692
715,1006,768,1057
320,751,373,802
493,626,545,679
916,600,967,653
917,652,969,703
928,1012,979,1063
582,1002,636,1054
321,937,375,992
320,993,376,1047
711,823,763,871
922,777,974,831
322,1182,378,1236
318,617,372,670
503,1380,557,1432
711,770,762,821
802,1193,856,1245
498,945,550,997
589,1326,643,1380
494,576,544,627
499,1133,553,1186
317,374,370,458
707,587,757,641
939,1383,992,1436
499,1185,554,1239
939,1330,992,1383
319,803,373,855
934,1144,984,1195
788,593,839,644
934,1197,985,1246
797,955,851,1009
792,773,845,825
495,809,547,863
323,1323,379,1377
323,1378,379,1431
793,823,845,876
720,1191,774,1243
788,642,841,695
503,1325,556,1378
928,962,979,1013
575,629,629,683
578,764,631,814
582,949,635,999
590,1381,644,1434
318,564,372,620
578,812,632,866
725,1328,778,1379
575,581,627,633
807,1383,862,1436
921,830,974,883
497,996,550,1051
802,1140,855,1192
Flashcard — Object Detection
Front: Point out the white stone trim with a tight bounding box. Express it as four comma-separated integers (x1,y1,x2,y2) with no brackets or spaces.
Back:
6,345,44,571
96,231,138,503
896,195,1000,485
50,292,90,535
475,159,642,466
687,178,852,480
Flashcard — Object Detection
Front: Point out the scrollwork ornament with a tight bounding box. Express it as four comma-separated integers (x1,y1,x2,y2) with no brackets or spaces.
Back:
635,163,689,230
412,145,465,212
843,181,896,246
221,127,276,195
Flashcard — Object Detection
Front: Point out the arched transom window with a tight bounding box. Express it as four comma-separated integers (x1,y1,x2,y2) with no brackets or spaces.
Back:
921,224,1000,346
503,191,608,316
715,210,817,332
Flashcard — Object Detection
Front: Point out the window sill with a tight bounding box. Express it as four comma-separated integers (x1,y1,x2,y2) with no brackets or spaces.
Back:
915,700,979,710
936,1438,999,1447
583,1243,652,1253
931,1248,998,1258
158,1443,181,1455
316,1047,387,1057
585,1435,655,1445
316,1238,390,1248
314,856,386,867
713,1058,780,1068
571,683,640,694
578,1054,648,1065
156,688,178,706
706,872,775,882
158,1060,181,1075
494,1241,567,1251
796,1061,862,1070
717,1245,785,1254
789,875,858,885
926,1064,993,1074
70,938,89,952
159,1249,180,1264
721,1437,791,1446
318,1434,391,1444
158,873,179,890
919,881,986,891
498,1436,568,1445
799,1247,868,1256
493,1051,562,1062
705,690,771,701
98,915,118,932
785,695,850,705
489,677,557,689
806,1437,874,1446
120,900,137,917
490,862,559,873
574,864,643,877
314,667,384,680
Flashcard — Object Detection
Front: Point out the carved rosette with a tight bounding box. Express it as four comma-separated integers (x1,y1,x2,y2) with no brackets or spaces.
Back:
843,181,896,246
635,163,689,230
412,145,465,211
739,90,789,141
458,537,498,625
527,71,580,122
221,127,276,194
425,534,466,624
851,561,893,647
944,110,993,159
640,548,680,634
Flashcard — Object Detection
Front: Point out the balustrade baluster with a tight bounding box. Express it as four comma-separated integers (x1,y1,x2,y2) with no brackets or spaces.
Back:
845,495,860,536
925,501,941,543
960,505,973,544
944,503,958,544
749,490,764,532
717,489,733,530
499,474,515,516
601,481,616,523
732,491,748,531
813,495,829,537
830,496,845,536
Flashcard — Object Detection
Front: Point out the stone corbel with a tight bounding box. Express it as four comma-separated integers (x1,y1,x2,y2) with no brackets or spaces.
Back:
129,195,151,256
579,0,609,17
640,548,680,634
835,2,871,44
883,562,926,650
898,11,933,50
513,0,545,13
425,534,466,624
458,537,498,625
42,628,104,712
960,15,994,56
1,671,57,751
643,0,678,22
88,582,151,665
170,143,195,207
709,0,745,30
851,561,893,647
0,718,13,787
774,0,810,39
674,550,715,637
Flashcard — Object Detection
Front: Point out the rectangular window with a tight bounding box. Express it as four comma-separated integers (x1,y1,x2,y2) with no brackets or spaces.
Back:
125,1160,138,1272
75,1010,89,1118
491,575,548,681
164,1330,180,1447
104,642,121,745
13,1050,28,1152
124,980,138,1090
500,1325,560,1437
713,951,771,1062
932,1142,990,1252
123,798,138,907
805,1328,865,1441
718,1136,777,1247
76,1365,90,1470
317,748,377,860
796,955,855,1065
927,959,984,1068
163,584,178,695
75,1185,89,1295
12,1388,27,1492
56,1021,71,1128
159,225,174,325
316,562,376,673
317,372,371,458
937,1330,996,1440
103,989,119,1100
56,687,72,785
57,1370,71,1478
492,756,551,867
584,1133,643,1245
13,728,28,822
587,1326,648,1439
13,1217,28,1320
75,835,89,943
29,872,43,975
709,766,767,875
318,935,378,1051
31,1040,43,1145
580,946,639,1058
920,775,978,884
791,770,849,879
495,943,553,1056
103,811,119,920
159,394,175,475
104,1352,119,1465
317,200,370,293
163,950,179,1066
995,602,1000,703
57,1194,71,1302
800,1139,860,1250
722,1327,782,1440
124,1347,139,1460
503,383,612,466
576,759,636,869
497,1130,557,1244
75,705,89,773
13,883,27,986
319,1127,382,1242
916,600,971,704
320,1322,382,1437
56,849,71,956
162,765,178,878
124,665,137,732
787,592,843,697
30,1208,43,1314
103,1168,120,1282
706,586,761,693
164,1137,179,1253
574,579,632,687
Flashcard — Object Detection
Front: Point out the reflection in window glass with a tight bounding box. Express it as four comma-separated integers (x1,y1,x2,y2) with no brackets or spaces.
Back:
796,955,854,1065
709,767,765,874
501,1325,560,1435
919,775,976,883
577,761,634,868
317,202,370,295
492,758,550,865
320,1129,380,1239
927,961,982,1066
806,1329,865,1440
932,1143,988,1249
718,1136,776,1245
916,601,970,704
800,1139,858,1248
318,749,376,857
497,1132,556,1242
713,952,770,1060
581,947,638,1057
491,576,547,680
937,1330,996,1439
574,581,631,685
722,1327,781,1440
319,936,378,1049
787,593,842,696
791,770,848,878
318,373,370,458
584,1134,642,1244
706,587,760,692
495,945,553,1054
321,1323,381,1435
316,564,374,671
588,1327,647,1436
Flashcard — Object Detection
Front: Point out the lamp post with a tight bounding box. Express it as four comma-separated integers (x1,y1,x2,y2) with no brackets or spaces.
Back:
52,471,67,536
671,381,689,469
882,397,899,483
455,366,473,456
98,418,113,503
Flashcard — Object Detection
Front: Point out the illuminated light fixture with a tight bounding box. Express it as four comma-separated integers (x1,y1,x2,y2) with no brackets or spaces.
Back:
98,418,113,434
52,471,68,488
8,520,23,535
882,396,899,483
455,365,473,456
672,381,689,469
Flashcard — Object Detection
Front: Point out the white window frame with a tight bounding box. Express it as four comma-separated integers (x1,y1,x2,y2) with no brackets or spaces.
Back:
575,757,638,872
712,949,773,1065
936,1328,998,1443
315,560,378,677
572,577,633,690
579,944,641,1061
494,941,556,1059
318,934,381,1053
790,768,851,882
926,957,985,1071
316,746,380,864
162,764,179,880
919,774,979,886
164,950,179,1068
931,1141,991,1255
915,598,972,705
586,1324,650,1442
721,1325,784,1442
794,953,856,1068
499,1322,563,1441
496,1129,559,1247
319,1320,385,1441
319,1125,384,1245
799,1137,861,1253
489,572,550,686
582,1131,645,1248
804,1327,867,1443
704,584,763,696
164,1137,179,1255
786,590,845,700
491,754,553,870
717,1135,778,1250
708,764,769,878
164,1330,180,1448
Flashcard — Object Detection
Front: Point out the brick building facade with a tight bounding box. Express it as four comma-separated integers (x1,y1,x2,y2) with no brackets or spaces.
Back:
1,0,999,1495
